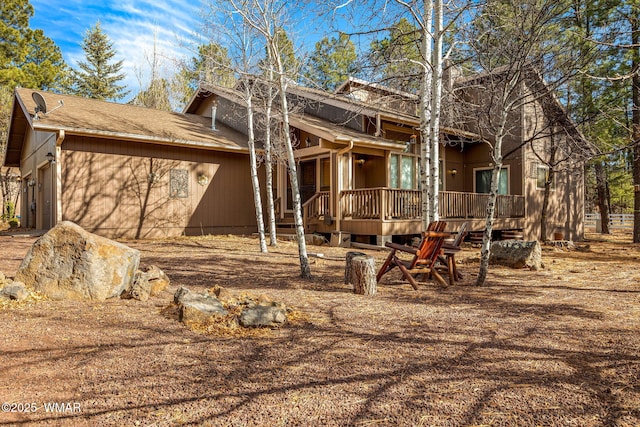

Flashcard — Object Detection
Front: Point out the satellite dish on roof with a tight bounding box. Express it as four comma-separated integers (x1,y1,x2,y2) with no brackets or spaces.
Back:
32,91,64,120
33,92,48,114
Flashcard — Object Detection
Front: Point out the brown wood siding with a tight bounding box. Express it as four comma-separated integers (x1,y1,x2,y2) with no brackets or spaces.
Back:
443,146,464,192
60,136,259,239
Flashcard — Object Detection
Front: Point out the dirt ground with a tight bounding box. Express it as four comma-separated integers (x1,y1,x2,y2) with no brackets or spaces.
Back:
0,230,638,427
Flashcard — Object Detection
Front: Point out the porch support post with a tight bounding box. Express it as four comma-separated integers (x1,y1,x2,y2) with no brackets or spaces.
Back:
54,130,65,225
335,140,354,232
381,188,387,220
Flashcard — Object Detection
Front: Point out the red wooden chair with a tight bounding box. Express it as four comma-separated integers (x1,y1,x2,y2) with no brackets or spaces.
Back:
376,221,449,289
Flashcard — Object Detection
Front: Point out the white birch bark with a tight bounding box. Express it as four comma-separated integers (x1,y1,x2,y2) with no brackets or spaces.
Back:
272,49,312,278
229,0,311,278
476,76,517,286
429,0,443,222
264,56,278,247
244,84,268,253
418,0,434,230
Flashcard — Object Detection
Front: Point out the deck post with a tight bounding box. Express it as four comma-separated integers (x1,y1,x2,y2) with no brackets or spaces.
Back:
380,188,388,220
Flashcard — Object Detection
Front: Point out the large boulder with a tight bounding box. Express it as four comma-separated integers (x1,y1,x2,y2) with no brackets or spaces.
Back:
490,240,542,270
15,221,140,301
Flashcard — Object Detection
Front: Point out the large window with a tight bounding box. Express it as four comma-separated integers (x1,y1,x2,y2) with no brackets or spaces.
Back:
391,154,417,189
475,167,508,195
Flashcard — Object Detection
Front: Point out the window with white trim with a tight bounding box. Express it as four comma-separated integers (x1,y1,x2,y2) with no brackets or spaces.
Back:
390,154,417,189
474,167,509,195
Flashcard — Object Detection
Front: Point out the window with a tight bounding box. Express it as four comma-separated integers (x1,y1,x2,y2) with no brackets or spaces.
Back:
475,167,508,195
536,165,554,189
390,155,399,188
390,154,417,189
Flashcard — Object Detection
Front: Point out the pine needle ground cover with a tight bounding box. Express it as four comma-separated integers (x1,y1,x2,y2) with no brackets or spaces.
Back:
0,232,638,426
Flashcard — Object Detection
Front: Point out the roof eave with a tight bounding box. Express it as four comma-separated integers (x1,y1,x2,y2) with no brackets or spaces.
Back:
33,123,250,154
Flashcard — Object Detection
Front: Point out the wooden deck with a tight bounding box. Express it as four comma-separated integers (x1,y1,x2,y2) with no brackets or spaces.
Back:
302,188,526,237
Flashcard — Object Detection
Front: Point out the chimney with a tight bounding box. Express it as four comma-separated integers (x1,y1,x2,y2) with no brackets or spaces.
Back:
211,101,218,131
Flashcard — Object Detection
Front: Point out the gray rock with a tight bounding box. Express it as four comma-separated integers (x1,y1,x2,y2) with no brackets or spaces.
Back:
1,282,29,301
14,221,140,301
123,265,170,301
145,265,170,296
174,286,192,304
239,303,288,327
490,240,542,270
175,286,228,323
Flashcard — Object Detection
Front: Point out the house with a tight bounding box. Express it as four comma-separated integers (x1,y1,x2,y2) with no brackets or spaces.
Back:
185,74,586,244
3,87,261,238
3,70,587,242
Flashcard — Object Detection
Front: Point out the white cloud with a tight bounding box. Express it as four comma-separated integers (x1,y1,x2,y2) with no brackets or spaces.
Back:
30,0,202,101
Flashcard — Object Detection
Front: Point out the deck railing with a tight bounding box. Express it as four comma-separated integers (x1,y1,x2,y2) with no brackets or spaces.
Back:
439,191,525,219
339,188,525,221
302,191,330,224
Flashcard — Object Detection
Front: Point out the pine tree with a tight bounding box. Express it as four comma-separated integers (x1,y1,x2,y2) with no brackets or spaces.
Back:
68,22,128,101
132,78,172,111
0,0,67,90
303,33,358,90
173,43,236,109
367,18,422,93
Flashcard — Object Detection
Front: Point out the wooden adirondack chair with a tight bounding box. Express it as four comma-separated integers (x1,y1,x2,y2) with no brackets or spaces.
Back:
376,221,449,289
439,221,468,286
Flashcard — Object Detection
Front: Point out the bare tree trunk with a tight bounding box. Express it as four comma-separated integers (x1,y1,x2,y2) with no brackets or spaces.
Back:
429,0,443,221
228,0,310,278
477,94,511,286
419,0,434,230
244,85,268,253
476,136,504,286
272,49,311,278
1,169,9,218
594,160,611,234
632,9,640,243
264,71,278,247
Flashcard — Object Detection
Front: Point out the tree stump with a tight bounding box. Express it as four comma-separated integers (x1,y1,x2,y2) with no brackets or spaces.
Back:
344,251,366,284
351,255,377,296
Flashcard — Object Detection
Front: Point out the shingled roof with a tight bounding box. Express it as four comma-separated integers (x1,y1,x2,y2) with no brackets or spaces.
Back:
4,88,249,167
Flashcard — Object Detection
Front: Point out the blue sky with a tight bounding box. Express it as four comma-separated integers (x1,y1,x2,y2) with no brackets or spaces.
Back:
27,0,386,100
29,0,208,99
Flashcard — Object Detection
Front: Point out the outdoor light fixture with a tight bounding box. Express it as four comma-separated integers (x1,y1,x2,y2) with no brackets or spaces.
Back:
355,158,366,166
46,152,55,164
28,179,35,187
197,173,209,186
